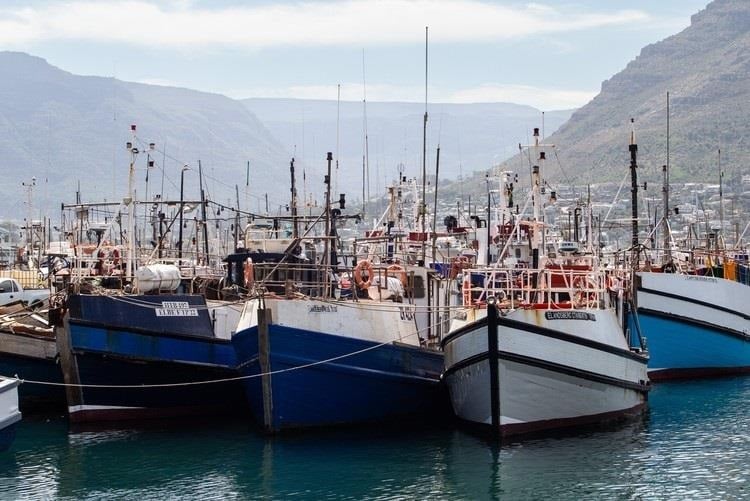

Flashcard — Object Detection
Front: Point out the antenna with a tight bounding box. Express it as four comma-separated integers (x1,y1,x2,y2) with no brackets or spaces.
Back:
662,91,671,264
362,50,370,220
719,148,724,242
420,26,429,265
335,83,340,198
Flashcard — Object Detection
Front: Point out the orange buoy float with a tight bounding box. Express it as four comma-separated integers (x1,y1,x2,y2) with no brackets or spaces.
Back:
243,258,255,288
462,277,472,306
354,260,374,289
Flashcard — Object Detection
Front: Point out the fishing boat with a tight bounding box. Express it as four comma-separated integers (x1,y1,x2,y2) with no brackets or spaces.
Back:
0,304,64,410
233,262,447,432
231,158,452,432
636,264,750,380
442,128,650,438
59,284,246,422
624,110,750,380
53,129,252,422
0,377,22,451
0,221,66,410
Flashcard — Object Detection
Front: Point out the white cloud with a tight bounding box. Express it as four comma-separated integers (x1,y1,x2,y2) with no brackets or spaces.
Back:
0,0,648,48
235,82,597,109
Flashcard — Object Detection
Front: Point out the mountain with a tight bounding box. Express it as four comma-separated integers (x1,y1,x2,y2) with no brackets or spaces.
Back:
243,98,573,201
0,52,289,219
502,0,750,188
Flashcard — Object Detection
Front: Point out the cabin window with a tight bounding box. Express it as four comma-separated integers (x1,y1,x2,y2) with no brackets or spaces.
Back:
515,248,521,259
410,275,426,299
0,280,13,293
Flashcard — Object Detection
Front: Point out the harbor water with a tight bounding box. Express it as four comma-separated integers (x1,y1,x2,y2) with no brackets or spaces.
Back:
1,377,749,499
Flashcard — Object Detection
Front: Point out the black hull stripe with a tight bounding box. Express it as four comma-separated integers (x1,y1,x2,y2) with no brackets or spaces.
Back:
68,319,232,344
637,307,750,343
638,286,750,322
442,315,647,363
70,349,240,370
650,366,750,381
443,350,650,392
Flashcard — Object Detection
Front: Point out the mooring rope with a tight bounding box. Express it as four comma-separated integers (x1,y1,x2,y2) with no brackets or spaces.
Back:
6,318,441,389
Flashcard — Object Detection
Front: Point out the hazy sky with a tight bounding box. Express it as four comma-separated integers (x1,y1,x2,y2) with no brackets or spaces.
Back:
0,0,710,109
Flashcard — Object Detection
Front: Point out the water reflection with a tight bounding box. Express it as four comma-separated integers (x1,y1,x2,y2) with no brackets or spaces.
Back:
1,377,749,499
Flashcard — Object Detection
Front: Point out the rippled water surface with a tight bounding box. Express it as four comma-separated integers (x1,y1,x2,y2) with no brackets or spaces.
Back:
2,378,750,499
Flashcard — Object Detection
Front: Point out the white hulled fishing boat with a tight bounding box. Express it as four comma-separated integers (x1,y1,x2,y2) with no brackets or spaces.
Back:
442,128,649,438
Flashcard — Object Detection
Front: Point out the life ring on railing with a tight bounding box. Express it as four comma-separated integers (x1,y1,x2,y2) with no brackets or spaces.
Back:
462,277,472,306
387,264,408,287
110,247,121,267
449,255,471,278
354,260,374,289
243,258,255,288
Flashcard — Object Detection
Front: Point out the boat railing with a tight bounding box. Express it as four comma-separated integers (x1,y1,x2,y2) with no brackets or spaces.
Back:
461,266,609,310
248,260,414,303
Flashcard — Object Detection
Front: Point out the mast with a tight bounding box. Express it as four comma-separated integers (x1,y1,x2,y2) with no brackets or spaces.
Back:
126,124,137,280
531,127,541,270
198,160,209,264
431,144,440,264
324,152,333,298
362,51,369,221
662,91,671,264
420,26,429,265
178,165,187,261
335,84,340,198
629,118,639,266
234,184,240,251
290,158,299,238
719,148,724,245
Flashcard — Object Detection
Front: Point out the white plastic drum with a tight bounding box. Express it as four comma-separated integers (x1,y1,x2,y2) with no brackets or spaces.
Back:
135,264,182,292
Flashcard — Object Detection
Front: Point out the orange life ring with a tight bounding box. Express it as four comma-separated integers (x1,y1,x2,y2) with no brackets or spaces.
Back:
243,258,254,288
110,247,121,266
354,260,374,289
78,244,97,256
449,255,471,278
387,264,408,287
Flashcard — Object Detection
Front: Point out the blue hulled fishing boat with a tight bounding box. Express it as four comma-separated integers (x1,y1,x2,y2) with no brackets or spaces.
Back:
228,165,455,432
233,289,447,432
60,289,245,422
636,263,750,380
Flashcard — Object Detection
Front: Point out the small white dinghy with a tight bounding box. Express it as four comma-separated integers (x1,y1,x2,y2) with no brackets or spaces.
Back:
0,377,21,451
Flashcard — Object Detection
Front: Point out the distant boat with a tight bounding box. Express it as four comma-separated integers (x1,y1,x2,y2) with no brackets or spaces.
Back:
0,377,22,451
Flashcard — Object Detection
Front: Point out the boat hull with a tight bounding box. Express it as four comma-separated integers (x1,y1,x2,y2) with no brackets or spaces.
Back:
443,308,649,437
61,294,245,423
637,272,750,380
235,324,446,432
0,330,65,408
